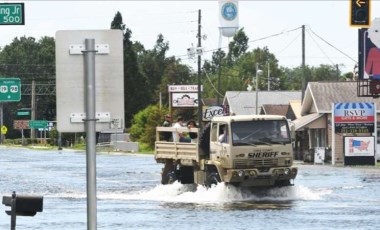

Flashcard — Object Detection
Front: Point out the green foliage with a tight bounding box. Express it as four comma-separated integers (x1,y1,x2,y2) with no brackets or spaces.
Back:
110,11,149,127
130,105,169,150
227,28,249,64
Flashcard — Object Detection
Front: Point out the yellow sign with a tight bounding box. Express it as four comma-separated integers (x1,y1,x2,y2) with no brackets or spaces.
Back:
1,125,7,134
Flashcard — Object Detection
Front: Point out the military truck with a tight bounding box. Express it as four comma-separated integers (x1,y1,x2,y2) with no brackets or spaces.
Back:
155,115,297,189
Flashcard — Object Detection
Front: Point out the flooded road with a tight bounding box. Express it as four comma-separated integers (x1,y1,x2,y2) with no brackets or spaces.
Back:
0,146,380,230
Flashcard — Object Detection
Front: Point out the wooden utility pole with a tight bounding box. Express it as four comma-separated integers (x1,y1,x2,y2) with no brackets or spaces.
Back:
197,9,202,130
301,25,306,102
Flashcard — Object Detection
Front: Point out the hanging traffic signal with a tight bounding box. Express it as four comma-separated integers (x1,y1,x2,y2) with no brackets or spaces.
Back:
350,0,371,27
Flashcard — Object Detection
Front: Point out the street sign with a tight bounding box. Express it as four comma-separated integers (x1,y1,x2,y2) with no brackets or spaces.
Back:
56,30,124,132
0,78,21,102
0,3,24,25
1,125,7,134
17,111,30,116
13,120,29,129
29,120,48,129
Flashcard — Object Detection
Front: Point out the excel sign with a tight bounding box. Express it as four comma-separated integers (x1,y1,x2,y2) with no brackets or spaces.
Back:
0,3,24,25
0,78,21,102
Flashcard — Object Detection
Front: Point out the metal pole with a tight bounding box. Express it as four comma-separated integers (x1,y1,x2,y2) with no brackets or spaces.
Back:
10,191,16,230
58,132,62,150
255,63,259,114
31,80,36,139
83,38,97,230
197,9,202,130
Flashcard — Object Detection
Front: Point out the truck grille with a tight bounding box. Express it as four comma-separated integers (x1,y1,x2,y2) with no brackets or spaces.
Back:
233,159,278,169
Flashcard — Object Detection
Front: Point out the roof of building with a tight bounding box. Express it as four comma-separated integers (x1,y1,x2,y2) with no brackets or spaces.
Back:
301,81,380,115
289,100,302,119
224,91,302,115
261,104,289,116
293,113,324,131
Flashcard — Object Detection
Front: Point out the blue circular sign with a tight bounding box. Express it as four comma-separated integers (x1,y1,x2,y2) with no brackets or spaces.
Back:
221,2,238,21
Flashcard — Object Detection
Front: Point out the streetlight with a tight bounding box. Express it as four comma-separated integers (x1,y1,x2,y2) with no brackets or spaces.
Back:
255,63,263,114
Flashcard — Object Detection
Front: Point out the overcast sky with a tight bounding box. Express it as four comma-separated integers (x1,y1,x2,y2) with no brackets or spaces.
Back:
1,0,379,74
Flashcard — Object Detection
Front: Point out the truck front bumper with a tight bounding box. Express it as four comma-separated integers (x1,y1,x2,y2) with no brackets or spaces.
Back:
224,167,298,187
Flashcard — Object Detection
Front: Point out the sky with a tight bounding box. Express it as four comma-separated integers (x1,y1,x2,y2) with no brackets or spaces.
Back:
1,0,379,74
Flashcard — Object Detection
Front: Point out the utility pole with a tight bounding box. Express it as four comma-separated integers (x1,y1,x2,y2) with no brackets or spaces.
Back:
217,27,222,105
301,25,306,102
197,9,202,130
267,62,270,91
217,48,222,105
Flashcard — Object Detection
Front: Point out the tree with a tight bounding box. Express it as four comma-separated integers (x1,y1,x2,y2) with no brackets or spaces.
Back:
227,28,249,64
158,58,195,105
129,104,169,149
137,34,170,104
110,11,149,127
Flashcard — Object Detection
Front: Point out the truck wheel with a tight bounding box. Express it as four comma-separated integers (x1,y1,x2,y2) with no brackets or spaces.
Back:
162,171,177,185
206,172,221,187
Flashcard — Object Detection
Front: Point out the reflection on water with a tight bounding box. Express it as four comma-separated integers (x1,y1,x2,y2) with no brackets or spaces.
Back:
161,200,293,211
220,200,293,210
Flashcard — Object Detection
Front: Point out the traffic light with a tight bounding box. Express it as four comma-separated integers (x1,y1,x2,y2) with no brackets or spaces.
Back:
350,0,371,27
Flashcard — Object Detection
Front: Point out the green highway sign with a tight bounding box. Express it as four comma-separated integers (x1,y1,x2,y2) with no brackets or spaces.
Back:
29,120,48,129
0,78,21,102
0,3,24,25
17,111,30,116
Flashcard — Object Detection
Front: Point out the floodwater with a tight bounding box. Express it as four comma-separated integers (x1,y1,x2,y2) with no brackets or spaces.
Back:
1,146,380,230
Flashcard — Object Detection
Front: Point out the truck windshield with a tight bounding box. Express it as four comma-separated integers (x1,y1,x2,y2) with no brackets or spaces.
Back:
231,120,291,146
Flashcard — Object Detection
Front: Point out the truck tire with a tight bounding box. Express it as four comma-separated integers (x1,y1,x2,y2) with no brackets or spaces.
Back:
206,172,221,187
162,171,177,185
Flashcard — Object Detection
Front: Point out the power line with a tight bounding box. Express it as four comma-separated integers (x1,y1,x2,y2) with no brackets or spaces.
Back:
175,26,303,59
276,31,302,56
307,26,357,64
306,29,335,66
203,69,224,97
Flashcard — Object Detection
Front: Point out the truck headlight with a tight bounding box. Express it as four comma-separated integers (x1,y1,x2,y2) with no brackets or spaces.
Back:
284,168,290,175
238,170,245,177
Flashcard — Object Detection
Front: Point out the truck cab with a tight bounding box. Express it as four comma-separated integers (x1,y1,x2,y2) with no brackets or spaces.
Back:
206,115,297,188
